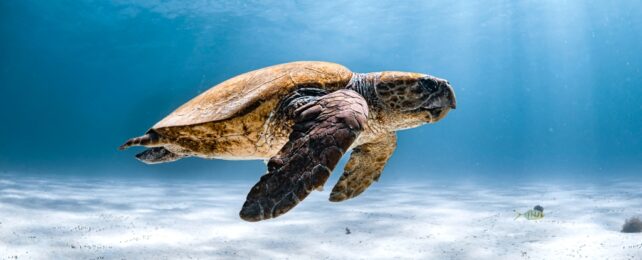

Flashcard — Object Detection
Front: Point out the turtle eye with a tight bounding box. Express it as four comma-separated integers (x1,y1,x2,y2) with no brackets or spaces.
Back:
419,76,439,92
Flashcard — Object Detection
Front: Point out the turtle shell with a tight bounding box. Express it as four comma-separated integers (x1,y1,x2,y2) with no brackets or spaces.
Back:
153,61,353,129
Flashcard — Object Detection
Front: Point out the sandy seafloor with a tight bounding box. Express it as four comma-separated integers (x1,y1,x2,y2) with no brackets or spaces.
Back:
1,174,641,260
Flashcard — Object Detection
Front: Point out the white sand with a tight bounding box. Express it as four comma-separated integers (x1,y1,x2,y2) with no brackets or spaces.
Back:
1,175,641,259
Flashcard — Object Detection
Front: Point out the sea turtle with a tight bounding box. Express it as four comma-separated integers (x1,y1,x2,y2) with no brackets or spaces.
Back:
120,61,456,222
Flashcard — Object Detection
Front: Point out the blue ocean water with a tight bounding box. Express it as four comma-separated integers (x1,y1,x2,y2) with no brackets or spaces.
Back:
1,1,642,258
1,0,641,182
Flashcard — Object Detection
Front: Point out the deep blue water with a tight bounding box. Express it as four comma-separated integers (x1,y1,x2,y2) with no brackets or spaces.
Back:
1,0,641,182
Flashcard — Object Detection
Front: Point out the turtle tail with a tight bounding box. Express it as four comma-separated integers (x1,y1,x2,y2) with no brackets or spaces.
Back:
119,130,162,150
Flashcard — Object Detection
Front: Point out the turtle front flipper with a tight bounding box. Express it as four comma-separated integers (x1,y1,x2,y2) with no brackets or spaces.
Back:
239,89,369,222
329,132,397,202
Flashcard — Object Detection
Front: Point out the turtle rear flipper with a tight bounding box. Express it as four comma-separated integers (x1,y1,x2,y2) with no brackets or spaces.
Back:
136,147,185,164
239,89,369,222
119,130,164,150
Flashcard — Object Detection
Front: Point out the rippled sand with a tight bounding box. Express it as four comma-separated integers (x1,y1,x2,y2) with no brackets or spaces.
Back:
1,174,641,259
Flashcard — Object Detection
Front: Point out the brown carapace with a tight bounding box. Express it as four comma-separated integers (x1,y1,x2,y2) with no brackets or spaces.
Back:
120,61,456,221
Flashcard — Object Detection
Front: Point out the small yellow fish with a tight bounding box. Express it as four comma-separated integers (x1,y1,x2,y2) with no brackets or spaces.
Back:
514,205,544,220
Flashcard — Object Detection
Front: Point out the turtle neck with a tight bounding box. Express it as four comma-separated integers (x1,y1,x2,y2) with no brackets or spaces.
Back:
346,72,381,107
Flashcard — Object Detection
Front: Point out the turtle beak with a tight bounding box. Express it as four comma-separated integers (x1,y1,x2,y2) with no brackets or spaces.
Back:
420,76,456,110
420,78,456,123
445,81,456,109
422,79,456,110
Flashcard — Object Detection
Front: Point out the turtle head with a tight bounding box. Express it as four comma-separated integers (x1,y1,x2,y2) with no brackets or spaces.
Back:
374,72,456,124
